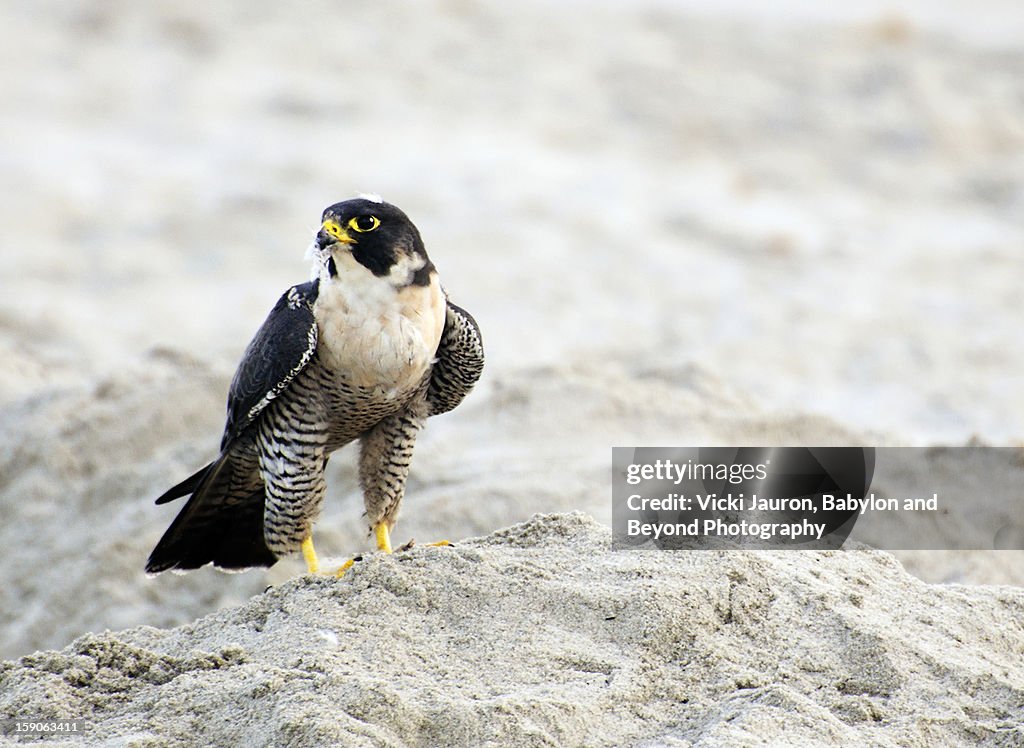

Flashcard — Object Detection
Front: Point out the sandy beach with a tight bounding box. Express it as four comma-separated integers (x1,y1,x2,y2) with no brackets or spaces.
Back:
1,1,1022,745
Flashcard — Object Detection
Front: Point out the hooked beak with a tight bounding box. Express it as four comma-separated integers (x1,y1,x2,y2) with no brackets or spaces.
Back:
316,218,357,250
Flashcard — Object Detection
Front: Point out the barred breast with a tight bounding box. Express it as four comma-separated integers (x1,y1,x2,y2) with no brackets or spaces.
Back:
255,267,445,555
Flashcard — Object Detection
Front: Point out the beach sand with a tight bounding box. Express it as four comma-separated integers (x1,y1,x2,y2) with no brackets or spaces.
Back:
1,1,1022,744
2,514,1023,746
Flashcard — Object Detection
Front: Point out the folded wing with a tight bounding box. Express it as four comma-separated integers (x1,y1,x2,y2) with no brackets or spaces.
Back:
146,281,321,573
426,300,484,417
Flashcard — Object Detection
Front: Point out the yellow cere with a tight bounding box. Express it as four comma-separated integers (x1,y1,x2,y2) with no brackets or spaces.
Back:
322,218,354,244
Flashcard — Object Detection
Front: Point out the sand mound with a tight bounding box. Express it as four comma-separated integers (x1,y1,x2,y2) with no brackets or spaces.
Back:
2,349,1020,667
2,513,1022,747
0,348,858,662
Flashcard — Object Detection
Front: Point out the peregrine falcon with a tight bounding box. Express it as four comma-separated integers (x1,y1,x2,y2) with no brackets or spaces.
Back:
146,196,484,574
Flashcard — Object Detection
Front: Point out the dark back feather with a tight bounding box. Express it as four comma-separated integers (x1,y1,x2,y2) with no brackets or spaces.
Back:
222,280,320,449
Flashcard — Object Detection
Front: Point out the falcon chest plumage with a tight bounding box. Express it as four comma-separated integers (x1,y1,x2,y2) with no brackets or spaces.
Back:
313,251,446,395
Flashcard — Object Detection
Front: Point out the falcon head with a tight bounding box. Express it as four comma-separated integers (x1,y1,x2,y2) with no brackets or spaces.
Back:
309,195,434,287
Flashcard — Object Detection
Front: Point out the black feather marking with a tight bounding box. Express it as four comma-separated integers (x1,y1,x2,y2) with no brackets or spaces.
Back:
351,242,398,277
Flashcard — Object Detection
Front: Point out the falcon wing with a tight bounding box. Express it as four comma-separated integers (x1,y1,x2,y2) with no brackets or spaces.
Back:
221,279,320,449
426,300,484,416
146,281,321,572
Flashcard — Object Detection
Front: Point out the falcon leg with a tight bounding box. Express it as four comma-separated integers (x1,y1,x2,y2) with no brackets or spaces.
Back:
375,522,393,553
332,403,455,578
256,400,328,565
358,404,427,545
301,535,319,574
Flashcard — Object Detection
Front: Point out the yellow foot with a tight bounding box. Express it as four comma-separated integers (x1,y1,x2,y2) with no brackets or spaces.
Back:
396,539,452,552
332,522,390,578
334,556,360,578
331,528,452,578
301,536,319,575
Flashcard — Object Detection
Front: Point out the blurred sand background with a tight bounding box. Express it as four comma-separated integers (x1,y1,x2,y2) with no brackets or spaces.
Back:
1,0,1023,665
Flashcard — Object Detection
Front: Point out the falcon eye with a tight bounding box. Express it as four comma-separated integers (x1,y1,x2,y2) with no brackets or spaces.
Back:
348,215,381,233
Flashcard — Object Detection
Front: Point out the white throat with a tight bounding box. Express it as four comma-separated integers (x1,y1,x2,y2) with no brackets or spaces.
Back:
312,250,445,395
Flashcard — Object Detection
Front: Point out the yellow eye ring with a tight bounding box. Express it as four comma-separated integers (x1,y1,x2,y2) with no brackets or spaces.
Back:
348,215,381,233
